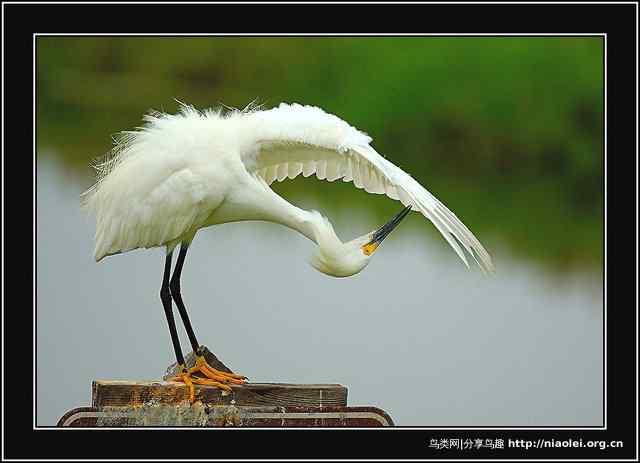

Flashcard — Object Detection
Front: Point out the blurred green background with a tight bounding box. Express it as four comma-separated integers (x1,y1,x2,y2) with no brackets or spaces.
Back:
37,36,604,427
37,36,603,274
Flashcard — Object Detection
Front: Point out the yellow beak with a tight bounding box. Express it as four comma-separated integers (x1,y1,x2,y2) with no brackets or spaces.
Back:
361,205,412,256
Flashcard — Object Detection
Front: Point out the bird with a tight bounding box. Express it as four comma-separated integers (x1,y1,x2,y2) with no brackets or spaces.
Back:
82,101,494,402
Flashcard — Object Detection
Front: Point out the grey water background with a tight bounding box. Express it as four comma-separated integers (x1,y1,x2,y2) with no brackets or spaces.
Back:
37,156,602,426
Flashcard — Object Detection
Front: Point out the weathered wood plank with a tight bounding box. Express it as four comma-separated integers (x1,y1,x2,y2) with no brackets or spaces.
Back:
92,380,348,408
58,405,394,427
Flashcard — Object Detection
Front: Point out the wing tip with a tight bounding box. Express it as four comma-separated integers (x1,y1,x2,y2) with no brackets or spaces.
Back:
471,246,495,275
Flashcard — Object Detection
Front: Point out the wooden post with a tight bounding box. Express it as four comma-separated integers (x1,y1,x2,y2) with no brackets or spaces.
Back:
92,380,349,408
57,347,394,427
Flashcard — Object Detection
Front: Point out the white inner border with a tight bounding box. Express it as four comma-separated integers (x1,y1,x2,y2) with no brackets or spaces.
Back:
30,31,611,433
2,1,629,454
30,31,608,430
28,34,610,430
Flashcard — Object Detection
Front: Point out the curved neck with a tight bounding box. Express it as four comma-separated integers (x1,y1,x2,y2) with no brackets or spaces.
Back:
270,198,324,244
232,180,329,245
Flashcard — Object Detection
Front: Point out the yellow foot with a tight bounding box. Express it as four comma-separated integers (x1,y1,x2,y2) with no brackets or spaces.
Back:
167,357,248,403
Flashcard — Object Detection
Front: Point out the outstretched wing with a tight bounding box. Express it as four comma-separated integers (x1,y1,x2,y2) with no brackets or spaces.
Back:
243,103,494,273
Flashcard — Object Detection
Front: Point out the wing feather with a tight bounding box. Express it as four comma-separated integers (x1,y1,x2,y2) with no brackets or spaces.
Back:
289,162,303,179
315,159,327,180
248,140,493,273
241,103,493,272
276,163,288,182
302,160,316,177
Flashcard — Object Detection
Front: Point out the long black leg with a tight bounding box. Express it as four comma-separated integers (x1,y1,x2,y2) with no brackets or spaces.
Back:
160,251,185,366
169,243,201,354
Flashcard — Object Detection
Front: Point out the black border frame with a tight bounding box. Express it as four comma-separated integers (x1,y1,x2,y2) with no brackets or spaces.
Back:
3,1,637,460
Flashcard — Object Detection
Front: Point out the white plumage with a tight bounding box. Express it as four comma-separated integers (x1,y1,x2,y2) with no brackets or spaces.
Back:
83,102,493,275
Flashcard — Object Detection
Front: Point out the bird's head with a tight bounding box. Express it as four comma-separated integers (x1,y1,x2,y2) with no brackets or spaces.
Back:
309,205,413,278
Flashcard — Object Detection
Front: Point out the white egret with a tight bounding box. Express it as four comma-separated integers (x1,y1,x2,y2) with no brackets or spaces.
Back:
82,102,494,401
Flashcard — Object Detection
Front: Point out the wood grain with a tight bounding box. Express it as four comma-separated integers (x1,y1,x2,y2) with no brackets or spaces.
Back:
58,405,394,427
92,380,348,408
